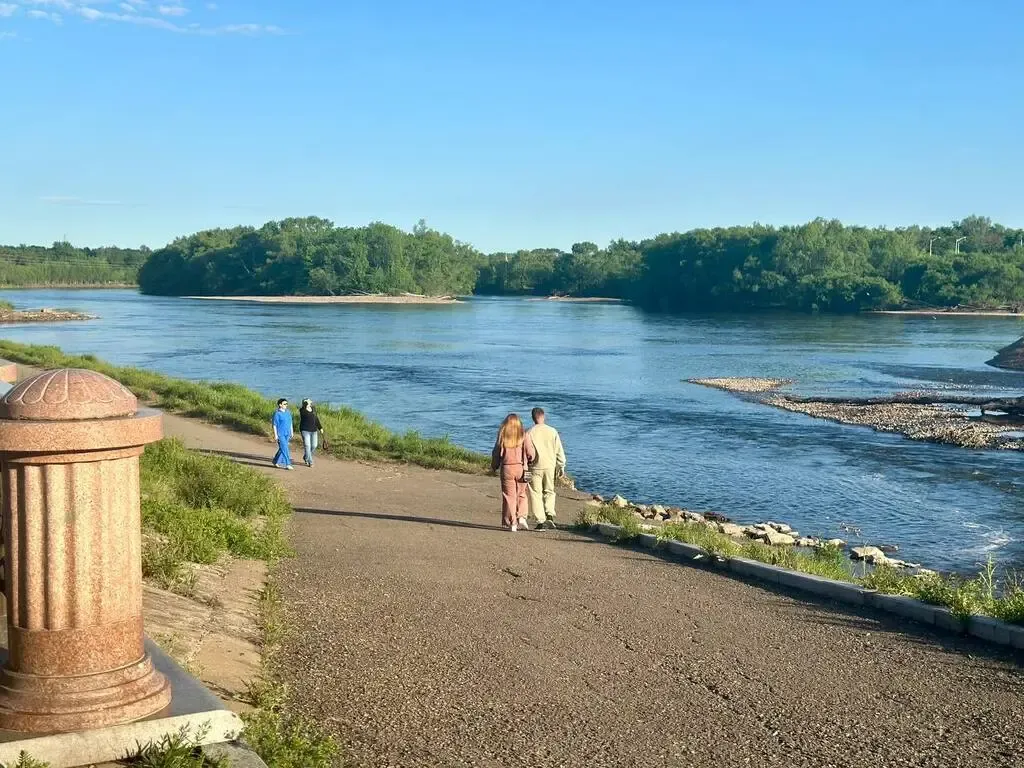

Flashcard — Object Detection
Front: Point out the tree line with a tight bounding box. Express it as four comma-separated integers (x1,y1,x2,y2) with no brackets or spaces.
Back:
0,242,148,287
477,216,1024,312
137,217,480,297
6,215,1024,312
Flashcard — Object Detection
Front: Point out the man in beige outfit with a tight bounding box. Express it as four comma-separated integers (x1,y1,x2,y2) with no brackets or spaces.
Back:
527,407,566,529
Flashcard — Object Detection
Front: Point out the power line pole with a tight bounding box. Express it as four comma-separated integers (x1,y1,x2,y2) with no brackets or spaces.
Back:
929,237,941,255
955,236,967,254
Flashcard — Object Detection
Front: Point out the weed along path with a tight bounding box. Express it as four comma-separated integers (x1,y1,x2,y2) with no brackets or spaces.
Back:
159,414,1024,768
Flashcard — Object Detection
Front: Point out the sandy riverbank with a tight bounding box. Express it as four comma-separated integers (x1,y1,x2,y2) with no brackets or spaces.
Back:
526,296,625,303
184,294,461,305
0,308,94,324
869,309,1024,317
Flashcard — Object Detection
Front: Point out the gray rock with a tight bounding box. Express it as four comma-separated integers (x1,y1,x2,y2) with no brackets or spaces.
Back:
650,504,667,517
682,510,705,524
795,537,819,548
632,510,646,519
592,494,605,503
611,495,628,508
717,522,746,537
877,544,900,554
761,529,796,546
850,546,889,565
824,538,847,549
767,522,795,535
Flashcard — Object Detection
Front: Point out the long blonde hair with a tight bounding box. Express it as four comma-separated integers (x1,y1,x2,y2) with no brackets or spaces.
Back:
498,413,525,450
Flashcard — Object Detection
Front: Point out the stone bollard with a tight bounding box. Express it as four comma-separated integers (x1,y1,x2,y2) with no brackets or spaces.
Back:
0,369,171,733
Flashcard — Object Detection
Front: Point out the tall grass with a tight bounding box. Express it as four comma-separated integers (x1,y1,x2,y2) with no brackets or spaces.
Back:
0,340,489,473
140,438,291,590
581,505,1024,625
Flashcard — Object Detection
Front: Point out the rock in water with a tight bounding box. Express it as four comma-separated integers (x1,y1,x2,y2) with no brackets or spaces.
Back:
767,522,794,534
611,495,628,508
824,538,847,549
650,504,667,518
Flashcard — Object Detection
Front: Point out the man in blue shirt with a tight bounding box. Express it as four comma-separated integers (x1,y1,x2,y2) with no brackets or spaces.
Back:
271,398,294,470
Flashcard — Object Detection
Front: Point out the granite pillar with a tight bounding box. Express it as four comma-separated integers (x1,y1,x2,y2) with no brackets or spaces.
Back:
0,369,171,733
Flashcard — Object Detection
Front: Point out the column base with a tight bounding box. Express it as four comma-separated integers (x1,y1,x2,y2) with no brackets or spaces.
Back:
0,655,171,733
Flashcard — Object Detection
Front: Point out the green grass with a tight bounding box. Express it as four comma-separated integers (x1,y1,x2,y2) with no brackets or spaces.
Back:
0,340,488,473
140,438,292,591
240,582,339,768
1,754,49,768
583,505,1024,625
124,726,227,767
0,300,14,312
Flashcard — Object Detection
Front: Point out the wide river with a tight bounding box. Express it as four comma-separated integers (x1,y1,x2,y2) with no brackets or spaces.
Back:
3,289,1024,573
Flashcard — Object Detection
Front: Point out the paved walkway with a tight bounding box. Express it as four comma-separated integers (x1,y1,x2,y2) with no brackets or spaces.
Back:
164,415,1024,768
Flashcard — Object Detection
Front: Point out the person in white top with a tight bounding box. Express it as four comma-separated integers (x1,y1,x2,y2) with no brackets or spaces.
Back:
526,407,567,530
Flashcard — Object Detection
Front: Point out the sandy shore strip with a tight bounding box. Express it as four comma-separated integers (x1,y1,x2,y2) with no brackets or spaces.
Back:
869,309,1024,317
0,308,94,324
526,295,625,303
689,377,794,393
183,294,461,305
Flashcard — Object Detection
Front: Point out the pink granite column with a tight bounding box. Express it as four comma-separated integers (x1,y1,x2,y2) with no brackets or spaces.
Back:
0,369,170,733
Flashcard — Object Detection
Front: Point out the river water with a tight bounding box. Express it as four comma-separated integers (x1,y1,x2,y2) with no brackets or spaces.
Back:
3,288,1024,573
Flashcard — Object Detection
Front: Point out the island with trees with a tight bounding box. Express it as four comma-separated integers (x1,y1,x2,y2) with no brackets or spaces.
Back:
5,215,1024,314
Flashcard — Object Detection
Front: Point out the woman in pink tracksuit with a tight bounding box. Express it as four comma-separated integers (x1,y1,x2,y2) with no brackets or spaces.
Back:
491,413,536,531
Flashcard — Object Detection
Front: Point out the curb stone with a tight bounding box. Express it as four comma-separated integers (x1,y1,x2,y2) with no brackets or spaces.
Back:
636,533,660,549
663,539,706,560
589,521,1023,652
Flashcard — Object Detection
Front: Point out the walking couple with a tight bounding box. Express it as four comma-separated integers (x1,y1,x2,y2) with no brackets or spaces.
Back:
271,397,325,470
491,407,567,532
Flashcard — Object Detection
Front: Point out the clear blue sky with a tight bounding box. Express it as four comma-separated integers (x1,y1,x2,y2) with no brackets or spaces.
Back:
1,0,1022,252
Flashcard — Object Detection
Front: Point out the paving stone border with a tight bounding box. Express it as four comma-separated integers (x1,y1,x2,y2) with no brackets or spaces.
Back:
590,523,1024,653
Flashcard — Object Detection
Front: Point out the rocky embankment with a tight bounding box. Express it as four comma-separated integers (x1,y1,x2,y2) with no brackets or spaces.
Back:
0,307,94,324
690,377,1024,451
589,492,930,573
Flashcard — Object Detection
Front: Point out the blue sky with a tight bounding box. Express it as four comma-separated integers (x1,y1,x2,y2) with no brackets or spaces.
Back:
1,0,1022,252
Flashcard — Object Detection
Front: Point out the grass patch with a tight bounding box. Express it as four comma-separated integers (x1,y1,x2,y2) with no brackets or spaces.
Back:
0,339,488,473
139,438,291,592
1,754,49,768
240,581,339,768
585,506,1024,625
124,726,227,767
0,300,14,312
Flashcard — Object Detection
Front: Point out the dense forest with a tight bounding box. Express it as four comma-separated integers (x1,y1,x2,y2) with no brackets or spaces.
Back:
477,216,1024,312
7,215,1024,313
0,242,147,287
137,217,481,297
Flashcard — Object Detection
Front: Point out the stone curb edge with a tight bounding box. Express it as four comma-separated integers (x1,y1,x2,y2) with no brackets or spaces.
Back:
590,523,1024,652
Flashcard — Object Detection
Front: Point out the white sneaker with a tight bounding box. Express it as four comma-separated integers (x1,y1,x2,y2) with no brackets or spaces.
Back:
510,523,518,532
518,518,529,530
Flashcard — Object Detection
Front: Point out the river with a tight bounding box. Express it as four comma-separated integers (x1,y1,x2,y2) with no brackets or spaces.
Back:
3,288,1024,574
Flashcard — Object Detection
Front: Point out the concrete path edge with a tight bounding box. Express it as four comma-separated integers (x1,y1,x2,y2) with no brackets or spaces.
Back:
591,523,1024,652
